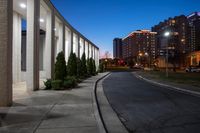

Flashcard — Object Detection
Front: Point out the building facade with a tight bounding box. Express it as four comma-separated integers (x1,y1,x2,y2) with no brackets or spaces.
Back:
122,30,157,66
152,15,190,68
113,38,123,59
0,0,99,107
188,12,200,52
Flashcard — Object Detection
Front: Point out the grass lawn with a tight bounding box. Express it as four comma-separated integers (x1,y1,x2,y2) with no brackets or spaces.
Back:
138,70,200,87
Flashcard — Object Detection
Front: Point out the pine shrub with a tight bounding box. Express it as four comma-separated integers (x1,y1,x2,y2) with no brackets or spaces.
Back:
81,53,87,77
54,52,67,81
67,52,77,76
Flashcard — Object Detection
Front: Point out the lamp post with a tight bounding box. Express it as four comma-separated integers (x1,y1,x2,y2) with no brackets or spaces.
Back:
145,52,151,68
164,31,170,77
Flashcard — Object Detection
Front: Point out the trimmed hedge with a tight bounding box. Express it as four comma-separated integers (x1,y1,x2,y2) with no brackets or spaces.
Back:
51,80,63,90
63,76,77,88
44,79,52,90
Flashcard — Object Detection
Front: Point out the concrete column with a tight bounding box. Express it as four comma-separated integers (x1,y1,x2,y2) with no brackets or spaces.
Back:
44,11,52,79
88,44,90,58
51,10,55,79
97,50,100,69
65,28,71,62
58,23,63,53
92,46,94,59
12,12,22,83
89,44,92,58
63,23,65,56
26,0,40,91
71,31,73,53
83,40,85,55
94,47,95,61
0,0,13,106
73,33,78,56
78,36,80,58
86,42,89,58
79,38,84,58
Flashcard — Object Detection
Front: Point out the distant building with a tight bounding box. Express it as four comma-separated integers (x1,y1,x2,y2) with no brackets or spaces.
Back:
186,51,200,67
113,38,123,58
188,12,200,52
152,15,189,68
122,30,157,66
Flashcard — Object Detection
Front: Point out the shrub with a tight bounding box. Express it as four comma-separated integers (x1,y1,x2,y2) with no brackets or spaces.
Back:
86,58,91,76
81,53,87,77
98,62,104,73
54,52,67,81
92,59,96,75
44,79,52,90
67,52,77,76
127,58,135,69
64,76,77,88
76,58,82,78
51,80,63,90
87,58,94,76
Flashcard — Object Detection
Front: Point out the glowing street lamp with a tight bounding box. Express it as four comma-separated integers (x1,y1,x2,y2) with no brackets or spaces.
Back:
164,31,170,37
139,53,143,56
145,52,150,68
164,31,171,77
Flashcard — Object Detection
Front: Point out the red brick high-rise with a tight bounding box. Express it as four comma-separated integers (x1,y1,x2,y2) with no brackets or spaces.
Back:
122,30,157,66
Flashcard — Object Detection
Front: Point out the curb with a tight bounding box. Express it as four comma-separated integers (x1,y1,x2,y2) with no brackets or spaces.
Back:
133,72,200,97
93,72,110,133
96,74,129,133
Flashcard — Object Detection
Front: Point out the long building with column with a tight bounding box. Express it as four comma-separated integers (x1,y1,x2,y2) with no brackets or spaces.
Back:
0,0,99,107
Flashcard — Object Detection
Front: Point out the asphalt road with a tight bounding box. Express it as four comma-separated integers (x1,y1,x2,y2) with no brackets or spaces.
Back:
103,72,200,133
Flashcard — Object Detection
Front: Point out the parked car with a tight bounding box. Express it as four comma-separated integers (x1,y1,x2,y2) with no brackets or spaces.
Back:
185,66,200,72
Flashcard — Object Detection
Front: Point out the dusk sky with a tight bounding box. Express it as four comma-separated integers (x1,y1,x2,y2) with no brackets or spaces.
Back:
51,0,200,58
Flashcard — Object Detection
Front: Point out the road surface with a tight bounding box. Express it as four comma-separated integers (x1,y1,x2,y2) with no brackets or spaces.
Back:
103,72,200,133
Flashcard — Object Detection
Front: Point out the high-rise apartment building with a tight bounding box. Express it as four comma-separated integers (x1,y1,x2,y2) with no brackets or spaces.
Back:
188,12,200,52
113,38,123,58
152,15,189,56
122,30,157,64
152,15,189,67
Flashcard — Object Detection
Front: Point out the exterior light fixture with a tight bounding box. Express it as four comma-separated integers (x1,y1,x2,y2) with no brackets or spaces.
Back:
164,31,171,78
20,3,26,9
40,18,44,23
164,31,170,37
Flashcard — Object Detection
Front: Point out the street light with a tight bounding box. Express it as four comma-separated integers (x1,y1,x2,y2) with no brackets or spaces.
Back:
145,52,151,68
164,31,171,77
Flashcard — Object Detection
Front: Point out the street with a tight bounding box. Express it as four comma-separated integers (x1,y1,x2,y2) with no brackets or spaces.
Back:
103,72,200,133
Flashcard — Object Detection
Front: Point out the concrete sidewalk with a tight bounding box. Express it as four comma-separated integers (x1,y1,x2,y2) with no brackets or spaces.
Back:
0,73,107,133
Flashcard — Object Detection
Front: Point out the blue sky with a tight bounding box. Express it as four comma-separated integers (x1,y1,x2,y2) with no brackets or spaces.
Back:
51,0,200,57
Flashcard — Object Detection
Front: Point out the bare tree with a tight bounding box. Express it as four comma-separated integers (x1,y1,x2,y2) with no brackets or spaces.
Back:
104,51,111,59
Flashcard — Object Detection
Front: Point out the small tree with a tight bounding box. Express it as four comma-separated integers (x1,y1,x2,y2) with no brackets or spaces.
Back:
81,53,87,76
87,58,93,76
54,52,67,81
77,57,82,78
90,58,94,75
67,52,77,76
92,59,96,75
127,58,135,69
98,62,104,73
